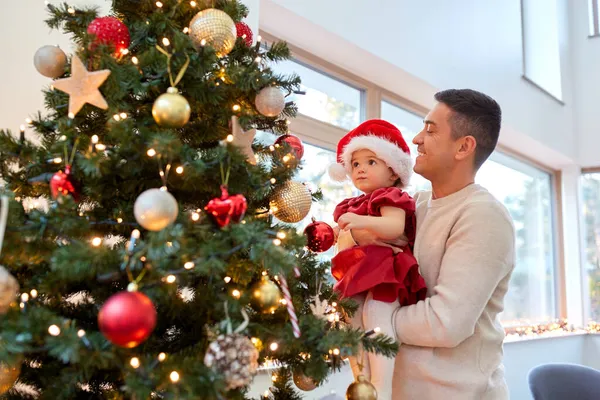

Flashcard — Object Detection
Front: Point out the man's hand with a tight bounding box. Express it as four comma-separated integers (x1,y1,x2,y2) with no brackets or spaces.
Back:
351,228,406,254
337,212,364,231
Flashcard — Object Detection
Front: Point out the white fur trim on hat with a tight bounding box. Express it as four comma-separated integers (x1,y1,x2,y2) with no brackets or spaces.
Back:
328,135,413,188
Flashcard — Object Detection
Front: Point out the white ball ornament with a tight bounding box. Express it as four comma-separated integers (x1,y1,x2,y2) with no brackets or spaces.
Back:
134,188,179,231
255,87,285,117
34,45,67,78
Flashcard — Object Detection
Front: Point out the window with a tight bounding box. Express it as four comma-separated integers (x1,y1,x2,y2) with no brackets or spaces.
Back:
580,173,600,323
479,153,557,324
589,0,600,36
521,0,563,100
269,58,364,130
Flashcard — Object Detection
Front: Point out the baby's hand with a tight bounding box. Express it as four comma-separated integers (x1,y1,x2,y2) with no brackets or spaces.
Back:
333,225,340,242
337,212,363,231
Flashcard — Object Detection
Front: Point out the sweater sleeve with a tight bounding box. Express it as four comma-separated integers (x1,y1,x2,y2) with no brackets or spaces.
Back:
393,203,515,348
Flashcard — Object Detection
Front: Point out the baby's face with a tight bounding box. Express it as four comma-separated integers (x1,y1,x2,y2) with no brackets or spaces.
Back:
350,149,398,194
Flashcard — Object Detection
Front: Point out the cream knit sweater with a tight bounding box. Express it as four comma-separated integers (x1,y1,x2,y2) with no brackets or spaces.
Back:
391,184,515,399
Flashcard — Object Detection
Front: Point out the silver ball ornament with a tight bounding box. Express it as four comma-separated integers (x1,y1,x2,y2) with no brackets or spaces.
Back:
255,87,286,117
34,45,67,78
134,188,178,231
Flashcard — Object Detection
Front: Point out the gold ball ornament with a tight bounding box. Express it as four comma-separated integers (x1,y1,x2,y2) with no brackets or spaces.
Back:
152,87,191,128
0,362,20,395
188,9,236,57
251,276,281,314
34,45,67,78
346,375,378,400
270,181,312,223
134,188,179,231
292,370,319,391
255,87,285,117
0,266,19,314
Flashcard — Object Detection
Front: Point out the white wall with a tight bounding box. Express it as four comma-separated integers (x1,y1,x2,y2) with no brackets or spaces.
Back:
570,0,600,167
265,0,578,168
0,1,104,136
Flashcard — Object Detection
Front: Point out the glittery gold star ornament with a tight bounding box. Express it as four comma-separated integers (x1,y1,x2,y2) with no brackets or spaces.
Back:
52,55,111,117
230,116,257,165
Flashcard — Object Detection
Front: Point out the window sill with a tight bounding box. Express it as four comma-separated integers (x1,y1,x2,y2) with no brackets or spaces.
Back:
504,330,589,344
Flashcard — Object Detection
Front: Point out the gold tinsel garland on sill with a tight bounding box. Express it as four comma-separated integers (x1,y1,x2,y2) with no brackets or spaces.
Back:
504,320,600,341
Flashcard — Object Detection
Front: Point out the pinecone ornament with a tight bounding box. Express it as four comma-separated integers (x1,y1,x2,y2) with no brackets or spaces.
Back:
0,266,19,314
204,333,259,390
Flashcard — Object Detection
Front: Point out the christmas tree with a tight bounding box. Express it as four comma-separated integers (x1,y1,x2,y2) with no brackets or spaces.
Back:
0,1,396,398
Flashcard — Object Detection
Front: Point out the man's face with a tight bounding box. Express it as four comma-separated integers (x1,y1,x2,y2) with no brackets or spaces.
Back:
412,102,459,181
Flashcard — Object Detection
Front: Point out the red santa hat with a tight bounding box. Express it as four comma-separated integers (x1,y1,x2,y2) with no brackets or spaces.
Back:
328,119,413,188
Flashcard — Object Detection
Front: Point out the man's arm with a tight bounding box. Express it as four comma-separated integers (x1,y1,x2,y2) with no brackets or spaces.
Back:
393,204,515,348
337,207,406,240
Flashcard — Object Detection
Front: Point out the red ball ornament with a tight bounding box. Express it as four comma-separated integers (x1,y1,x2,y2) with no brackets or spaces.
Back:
235,21,253,47
50,165,79,201
304,218,335,252
275,134,304,160
87,17,130,55
205,186,247,228
98,291,157,348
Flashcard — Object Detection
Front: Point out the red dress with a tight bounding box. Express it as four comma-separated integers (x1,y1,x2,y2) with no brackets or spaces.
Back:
331,187,427,305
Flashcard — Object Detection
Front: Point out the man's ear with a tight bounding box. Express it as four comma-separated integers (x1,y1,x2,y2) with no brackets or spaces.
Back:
456,135,477,161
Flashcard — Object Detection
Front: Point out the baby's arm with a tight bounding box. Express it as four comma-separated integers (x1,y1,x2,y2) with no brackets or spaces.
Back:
337,206,406,240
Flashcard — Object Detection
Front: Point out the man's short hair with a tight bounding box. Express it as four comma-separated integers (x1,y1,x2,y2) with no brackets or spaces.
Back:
434,89,502,169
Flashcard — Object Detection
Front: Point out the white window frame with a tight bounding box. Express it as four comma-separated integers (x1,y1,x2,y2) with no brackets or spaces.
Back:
520,0,564,103
590,0,600,37
578,168,600,324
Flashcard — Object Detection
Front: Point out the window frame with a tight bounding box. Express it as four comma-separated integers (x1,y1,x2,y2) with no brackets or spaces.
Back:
578,167,600,323
261,29,565,325
519,0,565,104
590,0,600,37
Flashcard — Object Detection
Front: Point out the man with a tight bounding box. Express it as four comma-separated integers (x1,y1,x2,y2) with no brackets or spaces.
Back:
352,89,515,399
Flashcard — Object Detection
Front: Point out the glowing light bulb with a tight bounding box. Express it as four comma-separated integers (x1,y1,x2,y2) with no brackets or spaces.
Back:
48,325,61,336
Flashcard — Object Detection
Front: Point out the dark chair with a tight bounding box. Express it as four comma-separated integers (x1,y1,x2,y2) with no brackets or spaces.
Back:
528,363,600,400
